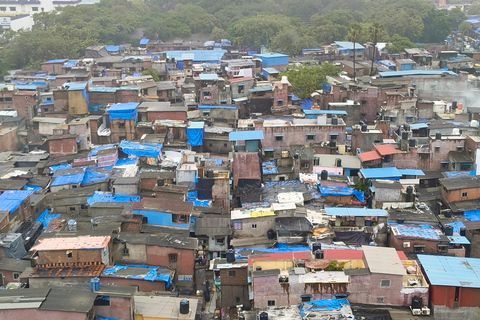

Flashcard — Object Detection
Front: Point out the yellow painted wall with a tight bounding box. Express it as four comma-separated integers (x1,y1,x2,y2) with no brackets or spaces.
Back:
68,91,88,115
340,259,365,269
253,260,295,271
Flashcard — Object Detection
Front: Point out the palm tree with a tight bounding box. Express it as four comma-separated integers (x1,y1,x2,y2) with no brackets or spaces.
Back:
347,24,361,81
368,23,384,76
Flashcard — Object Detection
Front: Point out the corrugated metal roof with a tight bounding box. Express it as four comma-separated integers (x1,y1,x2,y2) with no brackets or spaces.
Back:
107,102,139,111
362,246,405,276
418,255,480,288
374,144,398,156
229,130,264,141
325,207,388,217
165,50,227,62
360,167,402,179
248,85,273,93
448,236,470,245
199,73,218,81
358,150,381,162
65,82,88,91
33,236,111,251
398,169,425,176
255,53,289,58
263,67,279,74
43,59,68,64
379,70,458,77
0,190,34,213
304,110,347,115
410,123,429,130
334,41,365,50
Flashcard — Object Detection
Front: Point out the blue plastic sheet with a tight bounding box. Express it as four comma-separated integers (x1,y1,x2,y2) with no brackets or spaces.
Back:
50,164,72,174
36,210,61,231
133,210,189,229
299,98,314,110
300,299,350,317
115,158,138,167
187,127,204,147
51,174,84,187
443,171,475,178
236,246,310,258
263,161,278,175
107,103,138,122
87,191,140,206
25,185,42,193
465,210,480,222
120,141,162,158
82,168,110,185
103,265,172,288
446,221,466,234
319,186,364,202
0,190,34,213
89,144,117,156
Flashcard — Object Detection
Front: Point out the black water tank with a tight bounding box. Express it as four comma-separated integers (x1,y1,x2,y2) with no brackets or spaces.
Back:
404,124,410,131
332,117,338,125
436,132,442,140
256,266,262,271
445,225,454,236
444,210,452,218
409,139,416,147
406,186,414,194
460,227,467,236
401,132,409,140
260,312,268,320
336,158,342,167
157,178,165,186
411,296,422,309
180,299,189,314
452,101,458,109
314,250,324,259
321,170,329,180
361,124,367,132
267,229,275,240
206,170,214,178
294,152,299,160
226,249,235,263
312,243,322,252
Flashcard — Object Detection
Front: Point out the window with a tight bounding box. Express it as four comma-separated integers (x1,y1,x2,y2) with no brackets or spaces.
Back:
168,254,177,263
377,297,385,303
10,7,16,11
236,297,241,303
275,135,283,141
406,117,413,122
44,108,49,113
0,7,6,12
277,100,283,106
209,143,213,147
67,250,73,258
302,162,310,169
361,100,367,105
224,143,228,148
441,162,448,168
462,192,468,198
118,122,125,129
267,300,276,306
215,237,225,245
438,244,448,253
228,270,236,277
238,85,244,93
32,7,38,11
4,97,11,102
80,204,87,210
306,134,315,141
69,207,75,212
251,224,257,229
13,273,20,280
301,295,312,302
233,220,242,230
414,245,425,254
380,279,391,288
435,146,440,152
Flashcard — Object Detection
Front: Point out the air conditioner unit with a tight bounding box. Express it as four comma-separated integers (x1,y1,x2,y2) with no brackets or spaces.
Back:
421,306,431,315
403,242,411,248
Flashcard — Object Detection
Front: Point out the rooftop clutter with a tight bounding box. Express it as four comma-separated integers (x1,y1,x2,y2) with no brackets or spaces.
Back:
0,36,480,320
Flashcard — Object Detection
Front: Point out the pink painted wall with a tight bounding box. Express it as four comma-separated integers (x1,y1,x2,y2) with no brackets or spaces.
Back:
0,309,87,320
313,166,343,175
147,246,195,280
95,296,133,320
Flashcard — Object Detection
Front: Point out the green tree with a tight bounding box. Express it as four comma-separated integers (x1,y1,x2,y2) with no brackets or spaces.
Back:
368,22,385,75
210,27,228,43
142,68,160,82
271,30,316,56
347,24,362,80
468,3,480,15
385,34,417,54
279,63,340,99
459,21,472,35
228,14,290,47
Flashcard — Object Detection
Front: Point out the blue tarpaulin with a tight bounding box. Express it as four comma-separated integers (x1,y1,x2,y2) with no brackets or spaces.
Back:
187,122,205,147
87,191,140,206
446,221,466,234
81,168,110,185
89,144,117,156
88,103,108,113
465,210,480,222
133,210,189,229
263,161,278,174
0,190,34,214
236,245,310,258
103,265,172,288
107,103,139,122
119,141,162,158
299,98,314,110
443,171,475,178
115,158,138,167
36,210,61,231
51,174,84,186
319,186,364,202
25,185,42,193
50,164,72,174
300,299,350,318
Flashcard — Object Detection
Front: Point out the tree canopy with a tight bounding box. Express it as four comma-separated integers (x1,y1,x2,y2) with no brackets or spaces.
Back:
279,63,340,99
